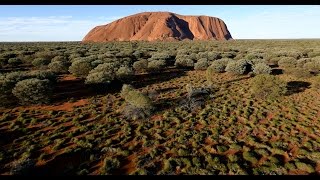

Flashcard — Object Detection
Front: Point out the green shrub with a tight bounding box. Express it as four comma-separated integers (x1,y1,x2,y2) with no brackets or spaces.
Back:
101,157,120,175
208,58,231,73
32,58,50,67
121,84,154,120
284,68,312,78
85,63,116,85
28,70,57,82
12,78,53,104
51,55,67,63
91,60,104,67
48,61,69,74
303,58,320,74
225,59,251,75
133,59,148,73
252,63,272,75
175,58,194,68
8,58,22,66
194,58,209,70
147,60,166,72
251,74,287,100
116,66,134,80
69,60,93,78
278,57,296,68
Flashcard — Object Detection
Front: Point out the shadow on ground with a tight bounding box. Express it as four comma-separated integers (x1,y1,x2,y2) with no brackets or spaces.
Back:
286,81,311,95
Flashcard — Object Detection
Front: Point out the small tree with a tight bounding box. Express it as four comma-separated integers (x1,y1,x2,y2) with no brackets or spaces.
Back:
251,74,287,100
12,78,53,105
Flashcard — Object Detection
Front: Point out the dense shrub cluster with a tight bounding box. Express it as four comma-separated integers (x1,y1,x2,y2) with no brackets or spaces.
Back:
147,60,166,72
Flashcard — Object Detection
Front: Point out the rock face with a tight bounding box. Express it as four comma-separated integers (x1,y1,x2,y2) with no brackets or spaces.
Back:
82,12,233,42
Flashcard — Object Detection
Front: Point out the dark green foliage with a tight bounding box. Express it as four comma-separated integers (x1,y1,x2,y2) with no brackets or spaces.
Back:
12,78,53,105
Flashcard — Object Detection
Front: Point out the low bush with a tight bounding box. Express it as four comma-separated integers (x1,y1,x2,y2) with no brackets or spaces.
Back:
251,74,287,100
12,78,53,105
69,60,93,78
194,58,209,70
252,63,272,75
48,61,69,74
32,58,51,67
225,59,251,75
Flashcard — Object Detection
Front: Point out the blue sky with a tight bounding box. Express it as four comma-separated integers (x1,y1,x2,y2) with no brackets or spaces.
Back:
0,5,320,41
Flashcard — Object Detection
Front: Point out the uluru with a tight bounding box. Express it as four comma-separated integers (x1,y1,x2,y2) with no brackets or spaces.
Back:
82,12,233,42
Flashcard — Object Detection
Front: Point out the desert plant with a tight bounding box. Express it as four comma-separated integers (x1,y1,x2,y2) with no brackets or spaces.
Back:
48,61,69,74
133,59,148,73
8,58,22,66
32,57,50,67
175,58,194,68
278,57,296,68
12,78,53,104
121,84,154,120
208,58,231,73
69,59,93,78
252,63,272,75
251,74,287,100
194,58,209,70
116,66,134,80
147,60,166,72
225,59,251,75
284,68,312,78
101,157,120,175
303,59,320,74
85,63,117,85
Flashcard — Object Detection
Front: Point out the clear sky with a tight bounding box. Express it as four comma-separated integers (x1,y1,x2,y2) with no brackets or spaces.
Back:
0,5,320,41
